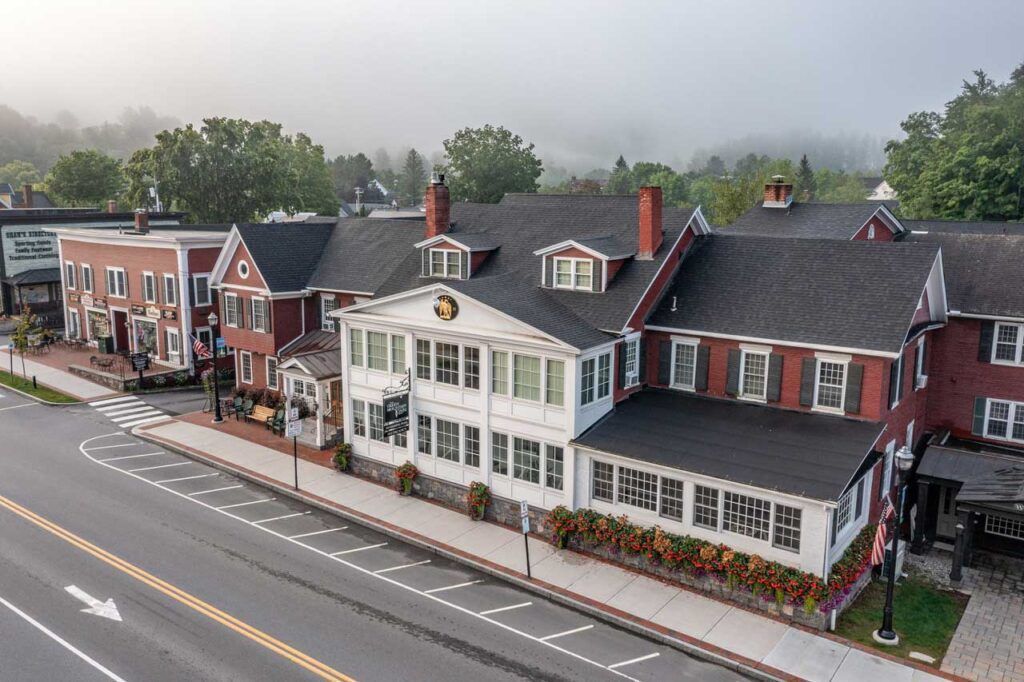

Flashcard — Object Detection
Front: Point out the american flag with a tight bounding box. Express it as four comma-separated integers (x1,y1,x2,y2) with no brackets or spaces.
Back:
871,494,896,566
190,333,211,359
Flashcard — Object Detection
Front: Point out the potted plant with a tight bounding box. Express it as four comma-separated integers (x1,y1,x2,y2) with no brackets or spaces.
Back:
333,442,352,472
466,482,490,520
395,461,418,495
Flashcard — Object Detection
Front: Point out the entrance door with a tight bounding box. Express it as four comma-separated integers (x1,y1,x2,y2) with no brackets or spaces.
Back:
936,485,958,539
112,310,129,350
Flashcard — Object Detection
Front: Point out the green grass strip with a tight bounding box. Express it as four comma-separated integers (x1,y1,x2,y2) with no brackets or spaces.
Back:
0,370,78,403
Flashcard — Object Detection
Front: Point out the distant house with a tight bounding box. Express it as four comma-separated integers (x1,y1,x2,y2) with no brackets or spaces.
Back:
0,183,55,209
862,176,896,201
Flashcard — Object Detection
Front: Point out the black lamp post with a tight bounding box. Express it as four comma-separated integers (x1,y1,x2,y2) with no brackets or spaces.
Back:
208,312,223,424
874,444,915,645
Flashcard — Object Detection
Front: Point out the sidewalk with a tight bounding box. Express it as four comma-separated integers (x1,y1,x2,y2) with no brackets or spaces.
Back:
136,416,950,682
0,349,116,400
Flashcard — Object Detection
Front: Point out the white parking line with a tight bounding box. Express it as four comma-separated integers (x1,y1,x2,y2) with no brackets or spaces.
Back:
479,602,532,616
98,452,163,463
607,653,659,670
155,473,218,485
83,443,134,451
540,625,594,642
423,580,483,595
118,415,171,428
129,462,188,473
330,543,387,556
374,560,431,574
252,512,310,525
189,485,243,497
88,396,137,407
288,527,347,539
216,498,275,510
0,403,34,412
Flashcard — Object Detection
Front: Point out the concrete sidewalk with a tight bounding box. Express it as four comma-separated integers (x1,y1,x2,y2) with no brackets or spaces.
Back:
0,349,115,400
137,418,949,682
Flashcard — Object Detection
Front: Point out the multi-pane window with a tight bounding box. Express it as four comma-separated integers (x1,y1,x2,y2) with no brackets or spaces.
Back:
193,274,211,306
240,351,253,383
773,505,802,552
435,343,460,385
162,274,177,306
369,403,386,442
492,432,509,475
580,358,596,405
554,259,573,287
985,514,1024,540
672,341,697,389
429,249,462,278
416,415,432,455
464,426,480,467
740,351,768,399
267,357,279,390
321,297,338,331
597,353,611,399
106,267,126,298
994,323,1024,364
367,331,389,371
693,485,720,530
545,359,564,406
81,264,93,293
623,337,639,387
65,261,76,289
545,446,563,490
142,272,157,303
491,351,509,395
349,329,364,367
512,437,541,484
617,466,658,511
659,478,684,521
592,461,614,502
251,298,268,332
552,258,593,290
835,486,854,532
352,399,366,437
393,431,407,449
463,346,480,390
436,419,460,462
815,360,846,410
722,492,771,541
391,335,406,374
416,339,431,379
985,399,1024,443
513,354,541,401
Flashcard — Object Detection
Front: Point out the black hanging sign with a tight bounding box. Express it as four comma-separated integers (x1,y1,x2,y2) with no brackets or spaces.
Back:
383,391,409,436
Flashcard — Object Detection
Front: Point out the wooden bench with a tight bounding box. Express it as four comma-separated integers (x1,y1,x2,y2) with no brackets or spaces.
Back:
247,405,276,427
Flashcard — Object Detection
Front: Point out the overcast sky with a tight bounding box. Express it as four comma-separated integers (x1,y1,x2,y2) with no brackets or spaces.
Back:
8,0,1024,170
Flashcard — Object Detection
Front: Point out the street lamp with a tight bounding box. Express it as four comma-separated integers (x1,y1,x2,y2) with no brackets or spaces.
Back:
208,312,223,424
874,444,915,645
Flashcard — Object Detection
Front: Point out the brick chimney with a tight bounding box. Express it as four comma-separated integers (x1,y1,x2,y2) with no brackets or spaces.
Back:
134,209,149,234
21,183,33,208
637,186,663,260
107,200,117,213
763,175,794,208
424,173,450,239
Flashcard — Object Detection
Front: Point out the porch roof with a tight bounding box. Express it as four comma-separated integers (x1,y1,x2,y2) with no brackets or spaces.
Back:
916,443,1024,485
278,349,340,380
2,267,61,286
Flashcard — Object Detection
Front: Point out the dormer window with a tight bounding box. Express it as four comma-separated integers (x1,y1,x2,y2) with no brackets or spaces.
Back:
422,248,467,279
553,258,593,290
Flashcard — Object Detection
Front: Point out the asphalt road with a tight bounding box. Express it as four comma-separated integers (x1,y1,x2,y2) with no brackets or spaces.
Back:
0,389,749,682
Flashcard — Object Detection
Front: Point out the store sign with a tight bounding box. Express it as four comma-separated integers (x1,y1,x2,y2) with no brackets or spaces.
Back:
433,294,458,321
145,305,160,319
1,227,58,277
285,419,302,438
82,294,94,307
160,309,177,321
382,391,410,436
130,352,150,371
131,304,146,315
67,293,80,303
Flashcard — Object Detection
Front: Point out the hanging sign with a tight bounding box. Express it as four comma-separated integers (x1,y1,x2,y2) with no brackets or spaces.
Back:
433,294,458,321
383,391,409,436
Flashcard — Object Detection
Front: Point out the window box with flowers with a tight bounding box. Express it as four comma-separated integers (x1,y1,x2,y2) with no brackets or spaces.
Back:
466,482,490,520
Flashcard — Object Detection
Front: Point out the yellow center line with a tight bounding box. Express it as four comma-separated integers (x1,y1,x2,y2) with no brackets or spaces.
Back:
0,493,355,682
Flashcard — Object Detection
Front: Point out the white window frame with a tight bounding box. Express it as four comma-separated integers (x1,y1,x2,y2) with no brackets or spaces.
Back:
223,293,240,327
881,440,895,498
985,514,1024,540
622,334,640,388
64,261,76,290
552,257,594,291
195,326,213,354
192,274,212,307
267,356,279,390
429,248,463,279
349,328,365,368
984,398,1024,444
162,273,177,306
992,322,1024,365
239,350,253,384
867,225,876,239
512,353,541,402
68,308,81,339
812,358,847,413
105,267,126,298
142,271,157,304
545,359,564,406
580,357,596,405
321,295,338,332
165,328,182,365
390,334,406,374
251,296,268,333
670,338,698,390
915,337,928,389
739,349,769,401
81,263,93,293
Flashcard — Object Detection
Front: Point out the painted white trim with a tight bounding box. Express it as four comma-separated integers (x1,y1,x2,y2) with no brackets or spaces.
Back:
266,355,280,390
192,273,213,307
239,349,253,384
950,311,1024,323
551,257,596,291
306,286,375,297
47,231,222,249
414,234,490,252
645,325,899,359
533,240,616,261
141,271,157,304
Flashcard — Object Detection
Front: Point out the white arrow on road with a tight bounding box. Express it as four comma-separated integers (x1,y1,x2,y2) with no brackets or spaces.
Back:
64,585,122,622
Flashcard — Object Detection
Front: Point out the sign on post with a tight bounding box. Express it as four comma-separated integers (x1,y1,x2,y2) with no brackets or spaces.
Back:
520,499,532,579
285,419,302,438
289,407,299,421
130,352,150,372
383,391,410,436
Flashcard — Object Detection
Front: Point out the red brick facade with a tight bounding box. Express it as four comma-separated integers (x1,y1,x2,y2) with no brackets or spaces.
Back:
851,214,896,242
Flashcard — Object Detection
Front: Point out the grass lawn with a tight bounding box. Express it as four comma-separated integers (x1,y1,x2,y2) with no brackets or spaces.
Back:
835,569,968,665
0,370,78,403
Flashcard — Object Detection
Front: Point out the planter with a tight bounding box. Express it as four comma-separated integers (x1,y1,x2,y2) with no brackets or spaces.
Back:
399,478,414,495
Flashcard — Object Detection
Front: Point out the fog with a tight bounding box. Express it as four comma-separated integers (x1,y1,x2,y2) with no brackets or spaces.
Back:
7,0,1024,171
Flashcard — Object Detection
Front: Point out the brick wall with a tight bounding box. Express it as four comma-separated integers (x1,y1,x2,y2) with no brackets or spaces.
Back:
851,214,896,242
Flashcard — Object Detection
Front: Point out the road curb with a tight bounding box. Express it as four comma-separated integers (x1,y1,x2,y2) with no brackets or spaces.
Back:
134,426,788,682
0,376,84,405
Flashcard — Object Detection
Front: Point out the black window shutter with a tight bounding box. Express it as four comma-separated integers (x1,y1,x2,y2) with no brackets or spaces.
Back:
188,277,196,307
421,250,430,277
972,397,987,436
265,300,272,333
591,261,601,293
855,478,864,518
725,348,741,396
695,345,710,391
767,353,784,402
844,363,864,414
920,338,927,374
830,510,838,547
637,338,647,384
912,345,919,388
460,252,469,280
978,321,994,362
897,354,906,400
617,342,626,389
315,298,323,330
799,357,816,406
657,341,671,385
543,258,553,288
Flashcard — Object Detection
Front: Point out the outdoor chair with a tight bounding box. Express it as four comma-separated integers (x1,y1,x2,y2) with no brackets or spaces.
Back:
269,408,286,436
228,396,243,419
240,398,254,419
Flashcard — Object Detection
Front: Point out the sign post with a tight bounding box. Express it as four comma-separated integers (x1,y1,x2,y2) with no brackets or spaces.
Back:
520,500,532,579
286,409,302,490
130,352,150,387
7,343,12,377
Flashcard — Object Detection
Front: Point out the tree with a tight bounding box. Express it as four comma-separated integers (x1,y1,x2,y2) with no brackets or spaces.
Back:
0,160,41,188
606,155,632,194
328,153,374,202
11,305,42,377
44,150,124,207
795,154,816,201
397,148,428,206
701,155,726,177
123,117,338,223
441,125,543,203
885,67,1024,220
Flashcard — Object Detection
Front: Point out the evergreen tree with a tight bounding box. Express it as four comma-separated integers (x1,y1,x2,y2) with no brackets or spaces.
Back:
605,155,632,194
397,148,428,206
795,154,816,201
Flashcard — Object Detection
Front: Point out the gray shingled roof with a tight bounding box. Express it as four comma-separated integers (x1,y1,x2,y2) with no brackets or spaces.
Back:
649,235,939,354
573,235,635,259
906,232,1024,317
574,390,884,502
2,267,60,286
440,232,502,251
724,201,899,239
236,223,334,292
306,219,427,294
903,218,1024,236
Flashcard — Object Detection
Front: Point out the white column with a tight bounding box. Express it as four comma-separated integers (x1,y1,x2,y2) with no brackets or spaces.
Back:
315,381,324,446
405,330,415,460
339,320,353,447
478,341,490,485
176,246,192,373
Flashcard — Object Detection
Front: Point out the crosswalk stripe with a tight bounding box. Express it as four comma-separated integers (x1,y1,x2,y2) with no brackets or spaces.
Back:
110,410,164,423
118,415,172,428
100,405,153,418
88,396,138,407
95,400,144,413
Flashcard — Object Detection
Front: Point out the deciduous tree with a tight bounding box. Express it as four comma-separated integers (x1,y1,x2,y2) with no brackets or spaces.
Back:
441,125,543,203
44,150,124,207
